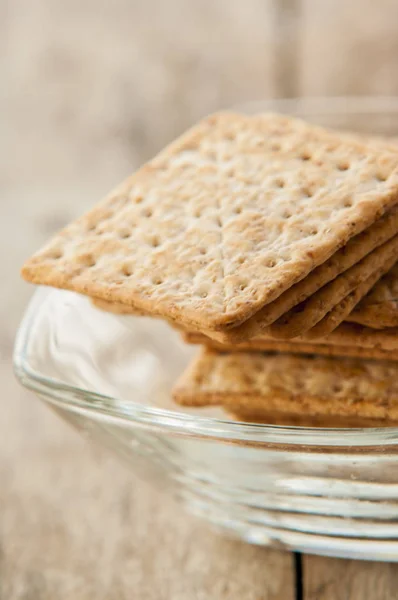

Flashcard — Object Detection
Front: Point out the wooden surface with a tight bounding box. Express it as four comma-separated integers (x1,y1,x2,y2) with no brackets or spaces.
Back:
304,556,398,600
3,0,398,597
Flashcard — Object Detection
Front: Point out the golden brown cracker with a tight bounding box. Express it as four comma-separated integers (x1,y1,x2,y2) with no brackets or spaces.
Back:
91,298,147,315
22,112,398,336
304,247,398,338
173,349,398,423
211,207,398,343
228,410,397,428
181,331,398,361
348,263,398,329
267,235,398,339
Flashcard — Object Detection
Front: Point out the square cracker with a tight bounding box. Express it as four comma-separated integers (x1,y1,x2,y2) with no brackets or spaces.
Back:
266,233,398,339
22,112,398,334
348,263,398,329
173,349,398,423
181,331,398,361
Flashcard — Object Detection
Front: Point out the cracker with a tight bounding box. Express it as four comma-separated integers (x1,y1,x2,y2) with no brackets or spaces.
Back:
308,323,398,351
304,247,398,338
267,234,398,339
181,331,398,361
183,323,398,352
91,298,147,315
22,112,398,334
210,207,398,343
228,410,398,427
173,349,398,423
89,208,398,332
348,263,398,328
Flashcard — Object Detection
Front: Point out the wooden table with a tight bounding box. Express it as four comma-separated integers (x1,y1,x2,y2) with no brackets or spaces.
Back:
3,0,398,596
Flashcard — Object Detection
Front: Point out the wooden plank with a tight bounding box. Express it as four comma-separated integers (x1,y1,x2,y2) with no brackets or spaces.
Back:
300,0,398,96
0,381,295,599
304,555,398,599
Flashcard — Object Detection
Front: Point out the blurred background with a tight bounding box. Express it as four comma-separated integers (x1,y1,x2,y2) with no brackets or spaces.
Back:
3,0,398,596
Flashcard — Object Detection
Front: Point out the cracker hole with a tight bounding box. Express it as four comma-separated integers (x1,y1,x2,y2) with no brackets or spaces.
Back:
216,216,222,227
337,161,350,171
150,236,161,248
48,249,63,260
376,173,387,182
142,208,153,218
310,227,318,236
265,258,277,268
224,132,235,142
134,195,143,204
274,178,285,188
271,142,281,152
122,264,133,277
237,256,245,265
300,151,311,161
118,229,131,239
234,206,242,215
302,188,313,198
79,254,96,267
87,223,97,232
238,282,248,291
343,198,353,208
152,275,163,285
194,208,203,218
199,247,207,255
282,209,292,219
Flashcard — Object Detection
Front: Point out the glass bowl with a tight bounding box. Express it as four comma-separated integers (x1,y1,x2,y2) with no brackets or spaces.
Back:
14,97,398,561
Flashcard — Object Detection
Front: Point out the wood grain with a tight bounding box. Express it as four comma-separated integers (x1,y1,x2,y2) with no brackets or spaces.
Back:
0,384,295,599
304,556,398,599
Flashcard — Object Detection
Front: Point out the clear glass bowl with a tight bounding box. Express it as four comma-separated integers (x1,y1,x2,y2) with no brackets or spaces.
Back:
14,97,398,561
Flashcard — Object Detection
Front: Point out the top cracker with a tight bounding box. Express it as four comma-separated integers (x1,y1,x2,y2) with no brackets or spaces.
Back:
22,112,398,332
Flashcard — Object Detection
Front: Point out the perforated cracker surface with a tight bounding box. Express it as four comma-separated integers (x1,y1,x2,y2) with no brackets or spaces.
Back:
213,207,398,342
22,112,398,332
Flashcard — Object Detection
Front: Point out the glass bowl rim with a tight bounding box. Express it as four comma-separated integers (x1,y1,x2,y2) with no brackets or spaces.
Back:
14,95,398,447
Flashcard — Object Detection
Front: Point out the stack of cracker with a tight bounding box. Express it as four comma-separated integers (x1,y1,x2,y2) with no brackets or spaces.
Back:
22,112,398,427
